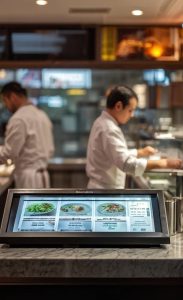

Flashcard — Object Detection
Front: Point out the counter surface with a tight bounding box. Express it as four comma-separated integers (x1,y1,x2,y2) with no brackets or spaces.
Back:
1,234,183,279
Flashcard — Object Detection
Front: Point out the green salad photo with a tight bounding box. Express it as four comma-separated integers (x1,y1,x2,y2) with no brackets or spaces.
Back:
26,202,55,214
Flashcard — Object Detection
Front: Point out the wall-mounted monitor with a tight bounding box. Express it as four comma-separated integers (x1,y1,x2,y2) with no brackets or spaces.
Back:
16,69,42,88
38,95,67,108
11,29,95,60
42,68,91,89
0,189,169,247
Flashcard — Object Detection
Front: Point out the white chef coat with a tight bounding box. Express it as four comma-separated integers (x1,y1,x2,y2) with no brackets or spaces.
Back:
86,110,147,189
0,104,55,188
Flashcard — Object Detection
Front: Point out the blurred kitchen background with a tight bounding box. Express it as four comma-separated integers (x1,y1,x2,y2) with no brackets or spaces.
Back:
1,67,183,158
1,25,183,192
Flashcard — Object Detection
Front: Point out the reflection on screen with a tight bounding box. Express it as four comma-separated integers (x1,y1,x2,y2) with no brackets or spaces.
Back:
11,195,155,233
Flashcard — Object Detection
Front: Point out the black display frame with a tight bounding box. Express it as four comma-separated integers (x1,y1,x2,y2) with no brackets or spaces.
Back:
0,188,170,247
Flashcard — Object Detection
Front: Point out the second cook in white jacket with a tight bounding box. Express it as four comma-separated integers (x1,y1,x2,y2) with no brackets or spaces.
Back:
86,85,183,189
0,81,55,188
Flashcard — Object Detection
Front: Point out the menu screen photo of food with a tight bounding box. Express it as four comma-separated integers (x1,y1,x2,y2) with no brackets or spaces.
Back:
10,194,156,233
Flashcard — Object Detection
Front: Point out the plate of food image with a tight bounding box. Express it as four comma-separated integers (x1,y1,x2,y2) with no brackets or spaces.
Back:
60,203,91,215
25,202,55,216
97,203,125,215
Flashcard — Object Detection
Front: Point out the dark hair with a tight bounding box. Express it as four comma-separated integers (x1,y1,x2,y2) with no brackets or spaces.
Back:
1,81,27,97
106,85,138,109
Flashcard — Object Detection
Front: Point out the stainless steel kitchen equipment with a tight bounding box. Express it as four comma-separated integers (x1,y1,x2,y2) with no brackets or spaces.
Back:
175,171,183,198
165,198,177,236
174,196,183,233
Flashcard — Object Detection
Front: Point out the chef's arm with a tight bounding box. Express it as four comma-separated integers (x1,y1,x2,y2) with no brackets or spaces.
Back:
146,158,183,170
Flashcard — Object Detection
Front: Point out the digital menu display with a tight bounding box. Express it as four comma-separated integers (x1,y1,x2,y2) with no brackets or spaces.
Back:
10,194,156,233
42,69,92,89
0,189,169,246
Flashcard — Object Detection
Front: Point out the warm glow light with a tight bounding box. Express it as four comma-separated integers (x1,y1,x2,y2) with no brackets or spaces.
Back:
131,9,143,16
0,69,6,79
148,45,164,58
145,43,164,58
36,0,48,6
66,89,86,96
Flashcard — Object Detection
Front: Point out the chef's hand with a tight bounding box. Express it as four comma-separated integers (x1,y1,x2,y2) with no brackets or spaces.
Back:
137,146,158,158
160,159,183,169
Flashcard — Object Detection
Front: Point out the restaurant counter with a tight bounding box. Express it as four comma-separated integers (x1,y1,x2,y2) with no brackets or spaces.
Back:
48,158,183,192
0,234,183,299
48,157,88,188
144,168,183,197
48,157,152,189
1,233,183,281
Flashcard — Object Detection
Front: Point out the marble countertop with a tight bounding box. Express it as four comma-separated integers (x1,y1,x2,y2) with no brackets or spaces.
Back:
1,234,183,279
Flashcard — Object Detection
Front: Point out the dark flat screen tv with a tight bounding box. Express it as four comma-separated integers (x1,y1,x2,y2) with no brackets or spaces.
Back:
11,29,95,60
0,188,170,247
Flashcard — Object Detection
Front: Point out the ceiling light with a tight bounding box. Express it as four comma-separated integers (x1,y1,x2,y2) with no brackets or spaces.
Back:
131,9,143,16
36,0,48,6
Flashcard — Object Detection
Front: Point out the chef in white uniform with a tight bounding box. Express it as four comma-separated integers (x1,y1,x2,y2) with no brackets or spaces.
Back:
0,81,55,188
86,85,183,189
